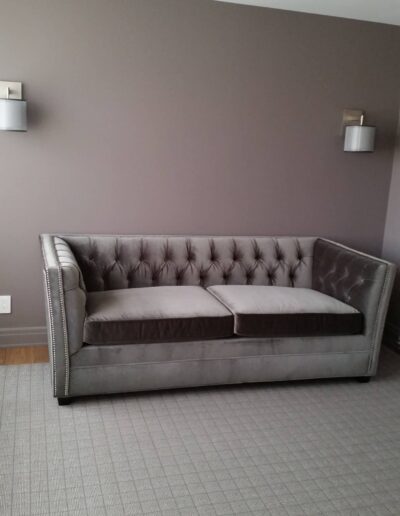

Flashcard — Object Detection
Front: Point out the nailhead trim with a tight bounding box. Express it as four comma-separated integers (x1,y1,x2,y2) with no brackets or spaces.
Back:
57,263,70,396
44,268,57,396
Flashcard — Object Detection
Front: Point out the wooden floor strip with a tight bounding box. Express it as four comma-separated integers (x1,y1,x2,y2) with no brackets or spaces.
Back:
0,345,49,365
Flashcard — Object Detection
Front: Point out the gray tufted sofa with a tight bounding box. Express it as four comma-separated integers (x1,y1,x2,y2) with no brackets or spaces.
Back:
40,234,395,405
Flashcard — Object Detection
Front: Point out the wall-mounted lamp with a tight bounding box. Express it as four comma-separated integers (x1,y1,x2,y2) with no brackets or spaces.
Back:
343,109,375,152
0,81,27,131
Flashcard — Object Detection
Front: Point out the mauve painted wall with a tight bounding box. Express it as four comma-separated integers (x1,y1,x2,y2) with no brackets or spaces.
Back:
0,0,400,338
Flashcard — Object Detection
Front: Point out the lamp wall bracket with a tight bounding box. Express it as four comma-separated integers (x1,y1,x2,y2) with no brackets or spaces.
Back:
0,81,22,100
342,109,364,131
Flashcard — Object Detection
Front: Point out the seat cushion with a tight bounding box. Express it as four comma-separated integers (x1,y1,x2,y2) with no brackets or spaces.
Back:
207,285,363,337
84,286,233,345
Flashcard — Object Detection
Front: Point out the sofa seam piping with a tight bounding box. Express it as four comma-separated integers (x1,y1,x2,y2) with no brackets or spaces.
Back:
319,238,393,266
70,349,370,370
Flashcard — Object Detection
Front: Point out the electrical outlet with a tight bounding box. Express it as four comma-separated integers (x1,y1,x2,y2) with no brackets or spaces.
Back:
0,296,11,314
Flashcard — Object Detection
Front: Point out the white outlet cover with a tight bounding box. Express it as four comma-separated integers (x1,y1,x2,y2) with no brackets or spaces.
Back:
0,295,11,314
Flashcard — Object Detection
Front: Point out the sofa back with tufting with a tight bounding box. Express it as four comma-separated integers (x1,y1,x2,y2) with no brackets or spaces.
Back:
62,235,316,291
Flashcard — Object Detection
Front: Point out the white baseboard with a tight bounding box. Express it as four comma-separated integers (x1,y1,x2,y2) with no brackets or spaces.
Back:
0,326,47,347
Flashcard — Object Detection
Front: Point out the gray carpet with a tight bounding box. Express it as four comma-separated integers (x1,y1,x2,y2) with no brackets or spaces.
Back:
1,348,400,516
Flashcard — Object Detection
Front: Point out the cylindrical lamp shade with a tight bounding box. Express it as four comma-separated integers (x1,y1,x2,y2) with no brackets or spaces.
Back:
344,125,375,152
0,99,27,131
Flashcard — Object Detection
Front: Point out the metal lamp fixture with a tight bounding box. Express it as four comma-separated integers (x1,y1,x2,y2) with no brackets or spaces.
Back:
0,81,27,131
343,110,375,152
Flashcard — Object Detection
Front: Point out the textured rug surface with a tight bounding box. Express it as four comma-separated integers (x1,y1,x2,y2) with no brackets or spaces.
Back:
1,347,400,516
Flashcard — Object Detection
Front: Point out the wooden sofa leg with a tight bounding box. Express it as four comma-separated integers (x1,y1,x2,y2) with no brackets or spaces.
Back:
57,397,73,406
356,376,371,383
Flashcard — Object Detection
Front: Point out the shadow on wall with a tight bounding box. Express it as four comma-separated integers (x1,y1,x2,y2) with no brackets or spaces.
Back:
382,110,400,351
385,272,400,351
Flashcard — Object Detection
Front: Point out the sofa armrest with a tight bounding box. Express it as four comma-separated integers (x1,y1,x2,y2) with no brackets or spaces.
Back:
40,234,86,398
312,238,396,375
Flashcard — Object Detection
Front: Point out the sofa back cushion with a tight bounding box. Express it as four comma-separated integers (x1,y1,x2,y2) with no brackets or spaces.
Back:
62,235,316,292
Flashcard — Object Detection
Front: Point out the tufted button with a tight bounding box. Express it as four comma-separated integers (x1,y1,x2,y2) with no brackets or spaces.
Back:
199,269,208,286
209,251,218,262
232,248,241,262
186,246,196,262
208,240,217,260
139,241,148,262
266,268,276,285
275,246,284,262
151,268,160,284
231,243,242,263
251,240,263,262
209,242,219,262
163,247,173,262
185,240,196,262
246,271,254,284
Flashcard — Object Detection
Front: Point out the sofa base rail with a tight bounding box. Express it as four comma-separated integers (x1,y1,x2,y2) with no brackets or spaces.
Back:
66,350,371,398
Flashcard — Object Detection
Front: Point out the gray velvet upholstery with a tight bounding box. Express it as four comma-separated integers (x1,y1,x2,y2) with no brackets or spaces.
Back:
84,286,233,344
71,334,370,368
63,235,315,290
40,235,87,397
39,234,395,401
313,239,396,374
207,285,362,337
69,347,371,397
313,239,387,337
